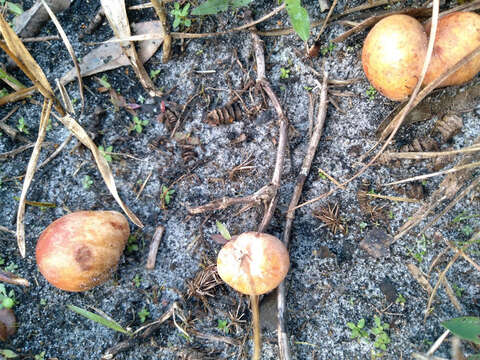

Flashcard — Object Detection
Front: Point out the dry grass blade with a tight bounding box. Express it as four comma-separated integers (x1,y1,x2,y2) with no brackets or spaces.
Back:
41,0,84,114
56,114,143,228
424,234,479,320
0,14,52,99
100,0,161,97
418,175,480,237
16,98,52,257
407,263,433,294
441,277,463,312
0,269,30,286
0,86,36,106
384,161,480,186
382,145,480,161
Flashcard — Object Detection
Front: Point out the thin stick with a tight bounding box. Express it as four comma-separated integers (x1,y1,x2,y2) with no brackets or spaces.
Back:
365,192,420,203
427,330,451,355
278,71,329,360
417,175,480,237
146,225,165,270
0,225,15,234
0,270,30,286
381,145,480,161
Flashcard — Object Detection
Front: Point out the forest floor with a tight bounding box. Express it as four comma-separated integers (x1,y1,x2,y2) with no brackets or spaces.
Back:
0,0,479,359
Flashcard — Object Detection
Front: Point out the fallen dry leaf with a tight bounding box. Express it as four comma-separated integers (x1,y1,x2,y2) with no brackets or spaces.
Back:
60,21,164,85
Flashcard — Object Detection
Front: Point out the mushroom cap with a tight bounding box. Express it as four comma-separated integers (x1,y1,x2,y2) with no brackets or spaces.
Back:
216,232,290,295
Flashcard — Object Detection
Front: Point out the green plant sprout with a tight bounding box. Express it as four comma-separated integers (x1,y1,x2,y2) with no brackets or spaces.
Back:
452,283,464,298
318,170,327,180
4,262,17,273
126,234,139,253
138,307,149,323
395,294,406,305
98,74,111,89
0,88,8,98
150,68,161,80
347,318,368,340
0,284,15,309
160,185,175,209
98,145,113,163
171,3,191,29
17,117,29,134
34,351,45,360
280,67,290,79
132,116,148,134
371,316,390,351
320,42,336,56
366,85,377,100
133,274,142,288
82,175,93,189
216,221,231,241
217,319,229,334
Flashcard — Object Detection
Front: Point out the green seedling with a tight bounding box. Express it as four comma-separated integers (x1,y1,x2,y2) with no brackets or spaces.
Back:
126,234,139,253
216,221,231,241
171,3,191,29
371,316,390,351
150,69,161,80
160,185,175,209
280,67,290,79
359,222,368,231
452,283,464,298
303,85,313,91
138,307,149,323
98,74,111,89
4,263,17,273
318,170,327,180
395,294,406,305
34,351,45,360
217,319,229,334
82,175,93,189
462,225,474,236
132,116,148,134
347,318,368,340
0,284,15,309
320,42,336,56
133,274,142,288
17,117,29,134
98,145,113,163
67,305,131,335
40,298,47,306
366,85,377,100
0,88,8,98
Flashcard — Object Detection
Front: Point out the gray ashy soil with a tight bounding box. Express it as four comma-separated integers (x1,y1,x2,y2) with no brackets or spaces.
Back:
0,0,479,359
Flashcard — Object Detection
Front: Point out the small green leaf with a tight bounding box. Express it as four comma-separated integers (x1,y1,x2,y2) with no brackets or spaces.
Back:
442,317,480,344
7,2,23,15
67,305,131,335
216,221,231,240
231,0,253,8
285,0,310,42
181,3,190,16
0,349,18,358
173,17,181,28
192,0,229,15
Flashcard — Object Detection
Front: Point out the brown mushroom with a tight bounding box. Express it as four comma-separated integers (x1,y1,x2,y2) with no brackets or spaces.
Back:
217,232,289,360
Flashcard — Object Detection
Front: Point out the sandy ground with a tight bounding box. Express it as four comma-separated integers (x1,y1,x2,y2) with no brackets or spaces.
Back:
0,0,479,359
